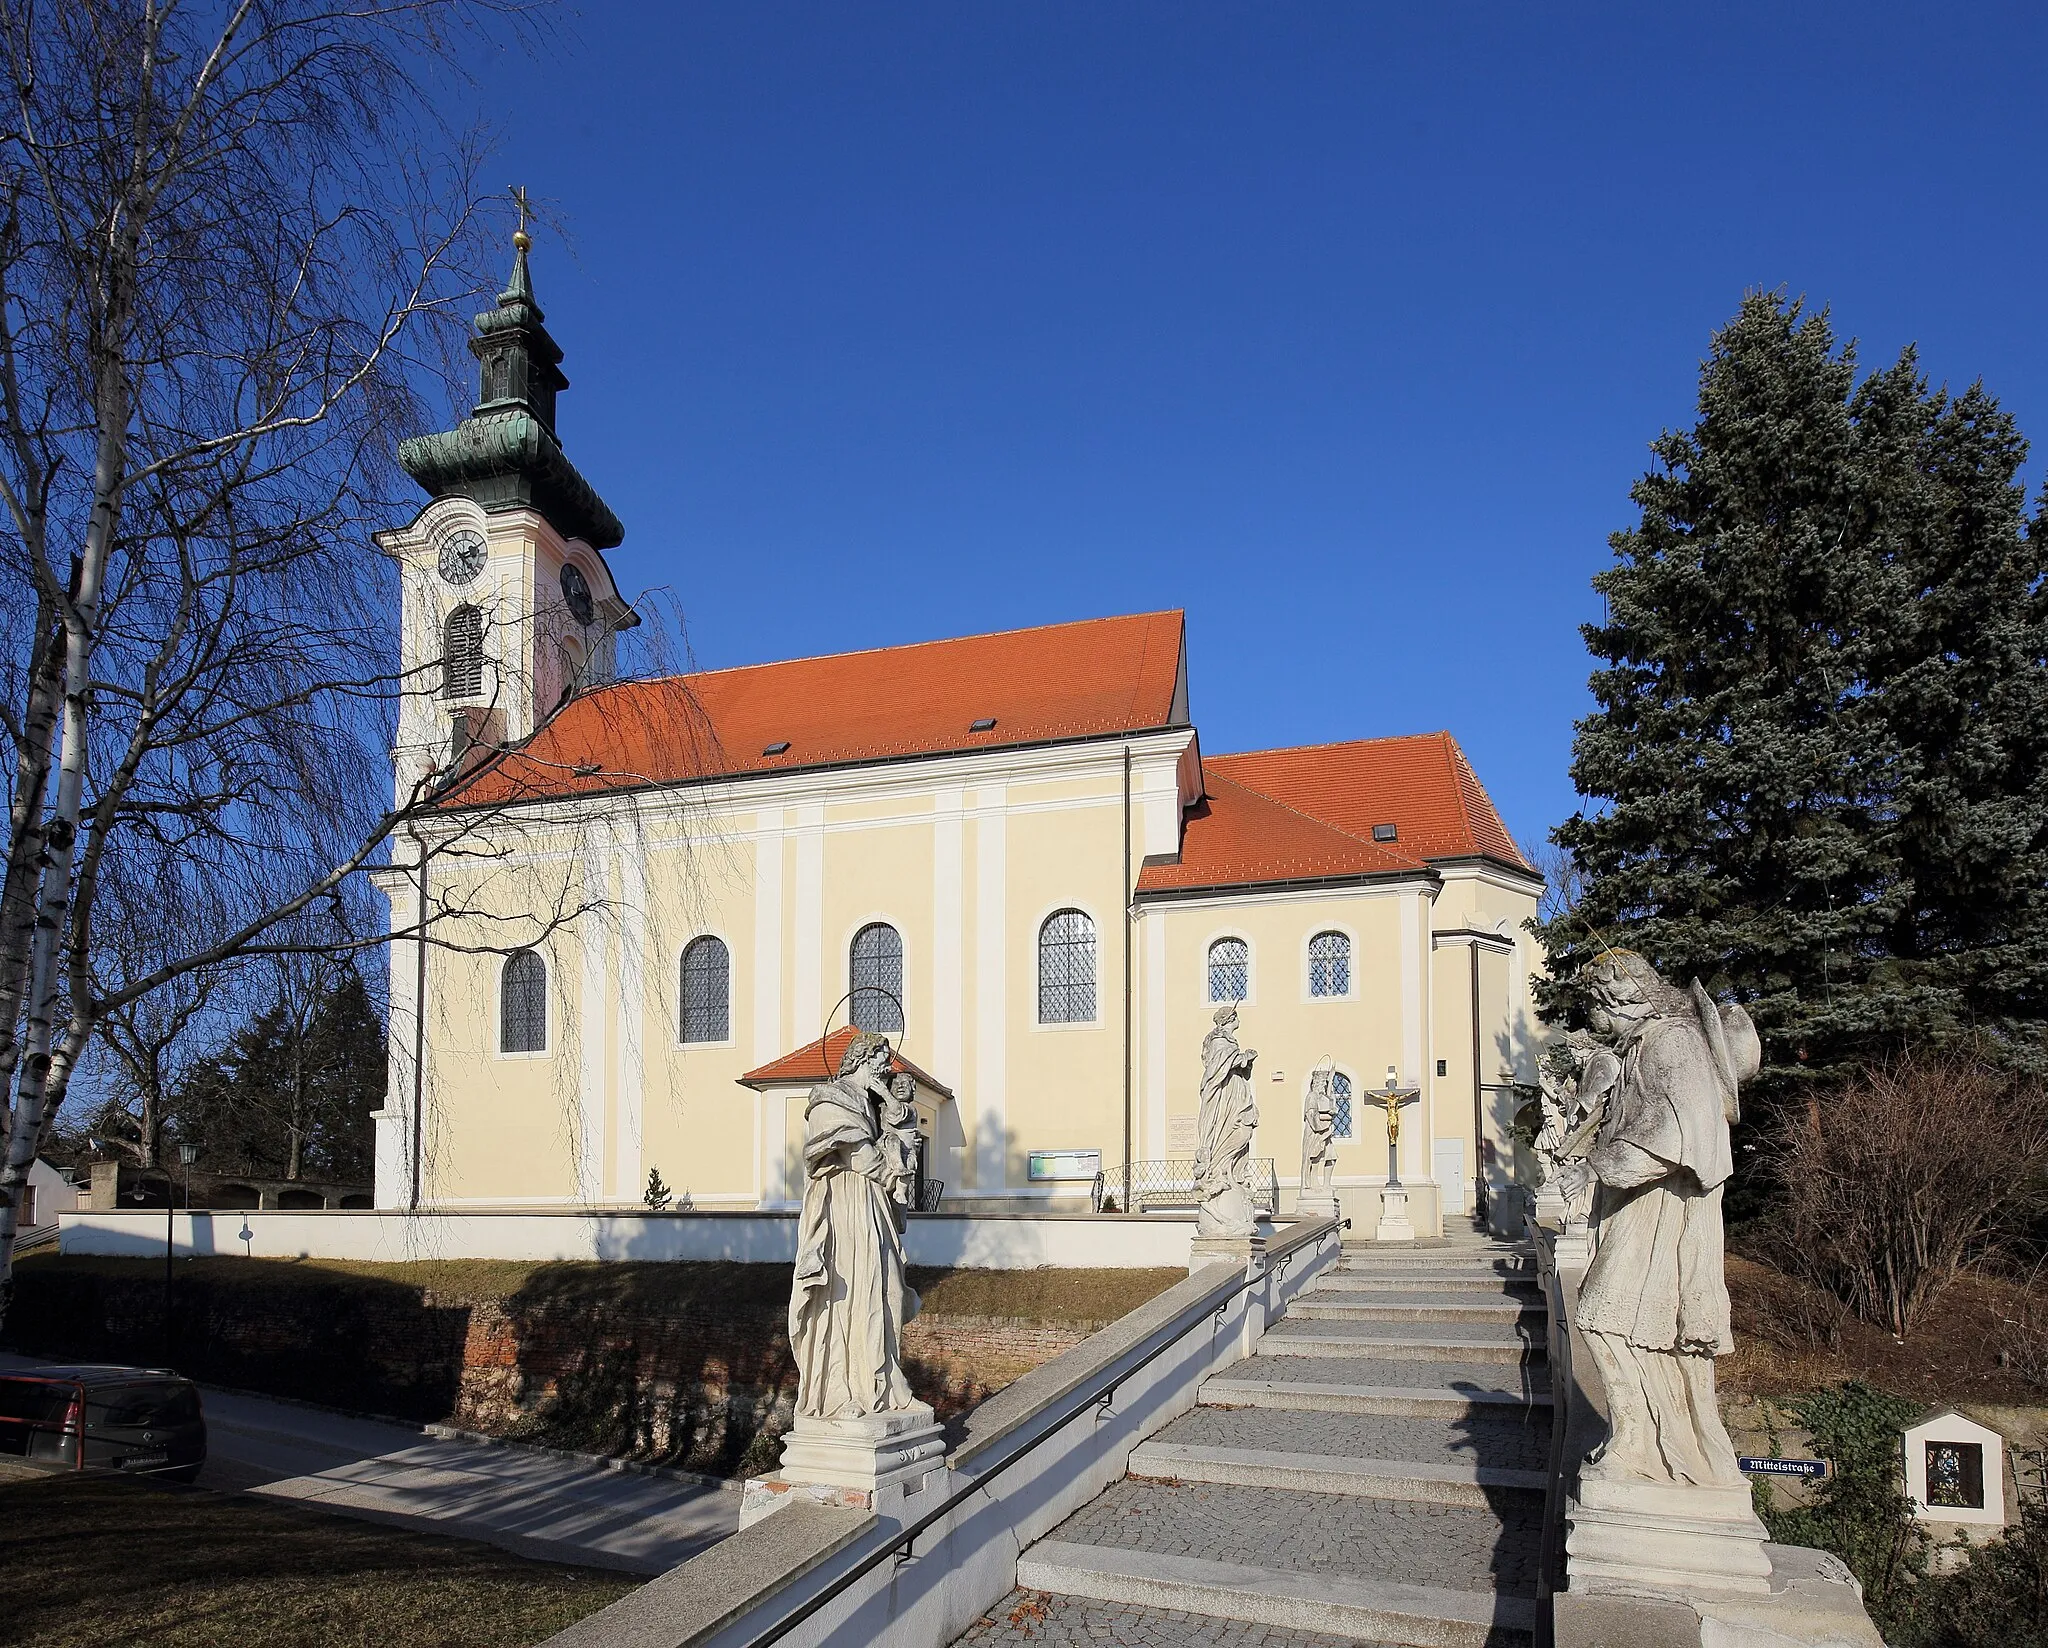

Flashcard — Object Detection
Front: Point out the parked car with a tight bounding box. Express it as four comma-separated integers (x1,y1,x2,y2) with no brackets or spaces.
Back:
0,1366,205,1482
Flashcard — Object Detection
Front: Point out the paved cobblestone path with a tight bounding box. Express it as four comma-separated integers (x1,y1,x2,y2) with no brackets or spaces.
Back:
1154,1406,1553,1473
955,1590,1389,1646
1050,1477,1541,1596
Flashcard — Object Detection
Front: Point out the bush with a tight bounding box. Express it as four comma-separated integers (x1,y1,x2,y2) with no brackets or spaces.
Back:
1761,1382,1928,1634
1898,1454,2048,1648
1760,1050,2048,1337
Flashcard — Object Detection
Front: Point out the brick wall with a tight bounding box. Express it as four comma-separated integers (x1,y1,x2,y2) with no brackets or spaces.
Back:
4,1260,1102,1476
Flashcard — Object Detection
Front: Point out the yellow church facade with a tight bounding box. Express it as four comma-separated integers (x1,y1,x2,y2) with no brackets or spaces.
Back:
368,242,1544,1236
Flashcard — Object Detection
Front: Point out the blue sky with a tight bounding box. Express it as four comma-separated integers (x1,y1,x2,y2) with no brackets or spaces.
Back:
450,3,2048,851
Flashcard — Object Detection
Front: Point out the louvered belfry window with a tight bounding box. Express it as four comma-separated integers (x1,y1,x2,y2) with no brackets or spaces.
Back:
680,935,731,1044
1208,937,1249,1003
442,604,484,700
500,950,546,1053
1037,909,1097,1024
1309,930,1351,998
850,922,904,1033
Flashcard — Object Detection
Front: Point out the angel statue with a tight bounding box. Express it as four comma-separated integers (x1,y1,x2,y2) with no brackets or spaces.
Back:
1551,950,1761,1489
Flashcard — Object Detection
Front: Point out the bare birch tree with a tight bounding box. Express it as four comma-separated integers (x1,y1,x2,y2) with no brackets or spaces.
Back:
0,0,621,1325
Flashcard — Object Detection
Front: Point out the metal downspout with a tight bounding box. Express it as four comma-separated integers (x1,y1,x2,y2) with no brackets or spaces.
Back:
410,834,429,1212
1122,746,1133,1215
1470,939,1486,1227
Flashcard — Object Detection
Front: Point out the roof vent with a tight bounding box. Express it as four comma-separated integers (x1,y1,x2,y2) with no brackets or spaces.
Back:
969,717,996,733
1372,822,1398,843
762,740,791,756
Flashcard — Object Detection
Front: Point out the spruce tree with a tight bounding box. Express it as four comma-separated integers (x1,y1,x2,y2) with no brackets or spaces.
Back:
1541,293,2048,1091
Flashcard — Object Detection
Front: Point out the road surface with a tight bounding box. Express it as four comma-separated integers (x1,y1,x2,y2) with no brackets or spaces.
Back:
0,1353,737,1573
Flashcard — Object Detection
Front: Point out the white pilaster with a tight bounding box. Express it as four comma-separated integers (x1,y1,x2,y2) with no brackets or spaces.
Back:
576,845,607,1204
794,803,825,1043
932,787,964,1090
1400,888,1425,1181
1144,908,1168,1158
973,787,1008,1190
611,840,646,1202
753,809,785,1207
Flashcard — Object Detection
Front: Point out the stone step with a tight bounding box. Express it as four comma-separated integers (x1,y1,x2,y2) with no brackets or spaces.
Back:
1260,1326,1544,1365
1291,1296,1546,1323
1199,1375,1552,1418
1312,1273,1542,1295
1129,1440,1547,1508
1018,1541,1537,1648
1340,1257,1534,1277
953,1588,1385,1647
1158,1404,1553,1476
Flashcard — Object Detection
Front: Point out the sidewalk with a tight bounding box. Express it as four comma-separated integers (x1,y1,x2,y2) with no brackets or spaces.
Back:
0,1352,736,1574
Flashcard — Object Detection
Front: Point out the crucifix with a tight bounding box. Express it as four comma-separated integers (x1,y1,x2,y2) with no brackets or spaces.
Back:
1362,1065,1422,1185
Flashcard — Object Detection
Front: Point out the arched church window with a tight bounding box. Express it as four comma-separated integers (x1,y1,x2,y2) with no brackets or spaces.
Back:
1207,937,1249,1003
1332,1070,1354,1139
442,604,484,700
500,950,546,1054
849,922,904,1033
680,936,731,1044
1309,931,1351,998
1037,909,1097,1024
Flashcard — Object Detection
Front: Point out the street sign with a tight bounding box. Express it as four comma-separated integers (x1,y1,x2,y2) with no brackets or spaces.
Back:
1738,1456,1828,1479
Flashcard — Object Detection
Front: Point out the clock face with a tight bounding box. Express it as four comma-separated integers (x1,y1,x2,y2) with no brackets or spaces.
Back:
437,528,487,586
560,562,595,626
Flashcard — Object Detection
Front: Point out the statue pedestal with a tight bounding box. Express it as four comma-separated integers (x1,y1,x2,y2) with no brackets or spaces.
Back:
1375,1183,1416,1242
1565,1475,1773,1597
1188,1229,1269,1274
739,1403,947,1529
1292,1193,1341,1222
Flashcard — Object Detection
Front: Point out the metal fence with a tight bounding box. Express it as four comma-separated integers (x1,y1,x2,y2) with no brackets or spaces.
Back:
1091,1158,1278,1215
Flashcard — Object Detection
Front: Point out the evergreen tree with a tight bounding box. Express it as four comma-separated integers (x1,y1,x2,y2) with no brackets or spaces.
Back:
176,966,385,1180
1541,293,2048,1090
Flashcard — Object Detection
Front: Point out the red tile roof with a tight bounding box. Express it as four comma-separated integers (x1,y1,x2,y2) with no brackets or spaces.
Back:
448,611,1187,808
739,1026,953,1096
1137,733,1530,895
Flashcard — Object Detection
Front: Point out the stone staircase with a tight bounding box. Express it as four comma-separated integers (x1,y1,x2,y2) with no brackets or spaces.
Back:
957,1230,1550,1647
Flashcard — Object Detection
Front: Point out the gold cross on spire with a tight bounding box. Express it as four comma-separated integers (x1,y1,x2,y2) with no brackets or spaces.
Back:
510,185,532,252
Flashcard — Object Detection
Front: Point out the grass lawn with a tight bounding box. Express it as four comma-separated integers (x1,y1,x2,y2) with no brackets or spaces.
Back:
0,1468,635,1648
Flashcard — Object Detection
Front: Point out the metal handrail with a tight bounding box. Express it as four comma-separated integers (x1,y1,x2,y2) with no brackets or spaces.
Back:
742,1222,1336,1648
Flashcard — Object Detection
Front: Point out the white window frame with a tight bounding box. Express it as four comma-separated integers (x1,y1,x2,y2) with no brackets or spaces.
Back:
495,948,552,1059
1303,925,1357,1002
1031,901,1104,1031
1204,930,1255,1006
677,931,737,1048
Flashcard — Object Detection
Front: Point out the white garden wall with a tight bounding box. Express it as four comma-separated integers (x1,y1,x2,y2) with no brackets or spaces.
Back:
57,1206,1198,1270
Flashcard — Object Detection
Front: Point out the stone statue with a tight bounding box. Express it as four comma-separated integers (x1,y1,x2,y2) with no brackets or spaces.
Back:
1553,950,1760,1489
788,1031,922,1420
1533,1031,1616,1236
1297,1060,1340,1218
881,1071,921,1209
1193,1004,1261,1237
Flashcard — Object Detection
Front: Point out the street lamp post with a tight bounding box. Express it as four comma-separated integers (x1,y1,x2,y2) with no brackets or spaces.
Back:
1363,1065,1421,1243
164,1143,197,1368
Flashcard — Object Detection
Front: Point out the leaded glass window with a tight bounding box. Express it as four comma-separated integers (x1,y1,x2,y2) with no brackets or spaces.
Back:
850,922,904,1032
1207,937,1249,1003
442,604,484,700
680,935,731,1043
1037,909,1097,1023
500,950,546,1053
1925,1441,1984,1509
1332,1071,1353,1139
1309,930,1351,998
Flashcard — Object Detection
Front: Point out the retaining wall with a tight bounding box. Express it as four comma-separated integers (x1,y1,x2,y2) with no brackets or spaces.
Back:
57,1207,1197,1270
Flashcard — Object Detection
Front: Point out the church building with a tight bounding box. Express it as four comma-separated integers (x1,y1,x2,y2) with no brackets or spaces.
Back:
369,238,1545,1237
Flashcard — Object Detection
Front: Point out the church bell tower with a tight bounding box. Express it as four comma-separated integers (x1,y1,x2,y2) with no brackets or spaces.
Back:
380,200,634,801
